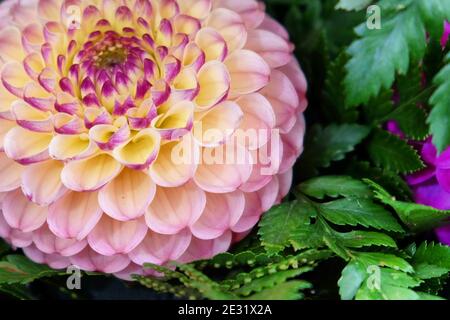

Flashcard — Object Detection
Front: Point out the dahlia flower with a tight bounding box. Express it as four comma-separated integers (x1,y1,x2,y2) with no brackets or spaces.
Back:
0,0,307,276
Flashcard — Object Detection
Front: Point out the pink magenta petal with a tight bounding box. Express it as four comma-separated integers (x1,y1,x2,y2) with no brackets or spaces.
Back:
194,142,253,193
87,216,148,256
48,191,103,240
70,247,130,273
2,189,47,233
146,181,206,235
191,191,245,240
129,229,192,265
224,49,270,98
33,224,87,257
245,29,292,68
179,232,232,263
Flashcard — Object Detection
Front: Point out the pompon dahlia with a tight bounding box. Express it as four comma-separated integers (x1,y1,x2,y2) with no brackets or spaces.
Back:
0,0,307,276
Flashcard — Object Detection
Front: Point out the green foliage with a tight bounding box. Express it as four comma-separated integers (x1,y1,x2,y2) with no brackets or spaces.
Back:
344,0,450,107
336,0,372,11
367,179,450,231
367,129,424,173
428,53,450,152
300,124,370,177
0,255,62,285
259,176,403,261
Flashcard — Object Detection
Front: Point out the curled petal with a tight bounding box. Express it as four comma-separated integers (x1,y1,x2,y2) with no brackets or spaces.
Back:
61,154,123,191
99,168,156,221
280,113,305,174
191,190,245,240
129,229,191,265
195,28,227,62
2,189,47,233
146,182,206,235
224,49,270,98
0,119,16,150
89,120,131,151
23,245,71,269
152,100,194,140
195,61,230,110
88,215,147,256
49,133,97,161
11,100,53,132
48,191,103,240
113,128,160,170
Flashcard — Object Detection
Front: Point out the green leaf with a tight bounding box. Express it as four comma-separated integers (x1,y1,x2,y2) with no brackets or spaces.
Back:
367,129,424,173
298,176,372,200
319,198,404,232
366,179,450,231
0,255,61,285
345,161,412,200
355,252,414,273
338,260,367,300
323,53,359,123
300,124,370,176
345,2,427,106
233,268,311,296
258,200,316,255
337,231,397,248
386,103,429,140
245,281,311,300
428,53,450,153
411,242,450,279
336,0,372,11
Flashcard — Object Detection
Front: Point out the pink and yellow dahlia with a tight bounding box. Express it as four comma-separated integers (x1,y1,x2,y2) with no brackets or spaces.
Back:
0,0,307,276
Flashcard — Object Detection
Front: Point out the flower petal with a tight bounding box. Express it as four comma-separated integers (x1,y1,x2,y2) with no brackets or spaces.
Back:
4,126,52,164
146,181,206,235
206,8,247,52
21,160,66,206
179,232,232,263
48,191,103,240
129,229,191,265
49,133,97,161
191,190,245,239
149,137,199,187
61,154,123,191
195,27,227,62
70,247,130,273
194,142,253,193
245,29,292,68
224,49,270,97
33,224,87,256
2,189,47,232
194,101,243,147
0,152,24,192
195,61,230,110
113,128,160,170
87,216,147,256
99,168,156,221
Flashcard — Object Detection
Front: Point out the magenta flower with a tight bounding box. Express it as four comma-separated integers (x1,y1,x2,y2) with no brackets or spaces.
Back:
0,0,308,277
